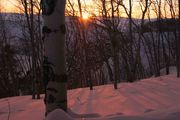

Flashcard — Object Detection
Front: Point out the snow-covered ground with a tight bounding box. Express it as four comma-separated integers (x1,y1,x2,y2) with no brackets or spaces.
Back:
1,74,180,120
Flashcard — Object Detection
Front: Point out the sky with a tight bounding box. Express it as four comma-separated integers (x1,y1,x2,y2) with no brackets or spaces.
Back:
0,0,18,12
0,0,179,19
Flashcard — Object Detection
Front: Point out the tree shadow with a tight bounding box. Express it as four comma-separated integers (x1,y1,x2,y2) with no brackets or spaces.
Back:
144,109,154,113
107,112,124,117
68,108,101,118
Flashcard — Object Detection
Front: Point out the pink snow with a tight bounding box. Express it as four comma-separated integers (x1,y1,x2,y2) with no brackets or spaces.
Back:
46,109,73,120
0,74,180,120
68,74,180,120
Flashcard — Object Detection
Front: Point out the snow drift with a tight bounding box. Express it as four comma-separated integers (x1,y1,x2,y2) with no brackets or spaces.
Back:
0,74,180,120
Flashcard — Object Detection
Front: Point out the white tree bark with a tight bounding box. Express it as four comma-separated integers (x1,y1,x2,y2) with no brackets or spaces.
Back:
42,0,67,115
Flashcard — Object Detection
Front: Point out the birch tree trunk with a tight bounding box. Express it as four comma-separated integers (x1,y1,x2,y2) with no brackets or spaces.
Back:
41,0,67,115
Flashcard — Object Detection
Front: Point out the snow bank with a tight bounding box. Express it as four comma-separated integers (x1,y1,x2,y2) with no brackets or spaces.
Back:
0,74,180,120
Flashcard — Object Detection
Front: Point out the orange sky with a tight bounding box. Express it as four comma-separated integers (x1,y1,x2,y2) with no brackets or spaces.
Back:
0,0,18,12
0,0,179,19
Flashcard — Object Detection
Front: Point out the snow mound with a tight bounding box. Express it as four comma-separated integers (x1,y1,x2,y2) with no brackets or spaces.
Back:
46,109,73,120
0,74,180,120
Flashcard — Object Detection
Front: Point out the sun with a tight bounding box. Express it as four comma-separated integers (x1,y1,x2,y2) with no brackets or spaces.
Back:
82,12,90,20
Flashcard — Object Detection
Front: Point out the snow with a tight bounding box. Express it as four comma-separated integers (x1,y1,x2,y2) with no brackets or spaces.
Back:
0,96,45,120
46,109,73,120
0,74,180,120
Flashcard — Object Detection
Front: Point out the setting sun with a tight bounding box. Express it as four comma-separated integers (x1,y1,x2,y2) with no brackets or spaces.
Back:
82,12,90,20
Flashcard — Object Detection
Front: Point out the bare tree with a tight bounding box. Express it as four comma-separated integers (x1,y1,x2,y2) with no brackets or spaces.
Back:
0,9,23,98
94,0,121,89
17,0,43,99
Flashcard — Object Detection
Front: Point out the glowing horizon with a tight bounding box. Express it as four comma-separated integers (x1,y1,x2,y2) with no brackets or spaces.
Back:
0,0,19,12
0,0,179,19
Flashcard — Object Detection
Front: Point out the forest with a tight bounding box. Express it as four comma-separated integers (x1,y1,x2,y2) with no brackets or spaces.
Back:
0,0,180,117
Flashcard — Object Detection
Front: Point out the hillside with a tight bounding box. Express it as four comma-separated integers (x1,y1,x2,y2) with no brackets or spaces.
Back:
0,74,180,120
